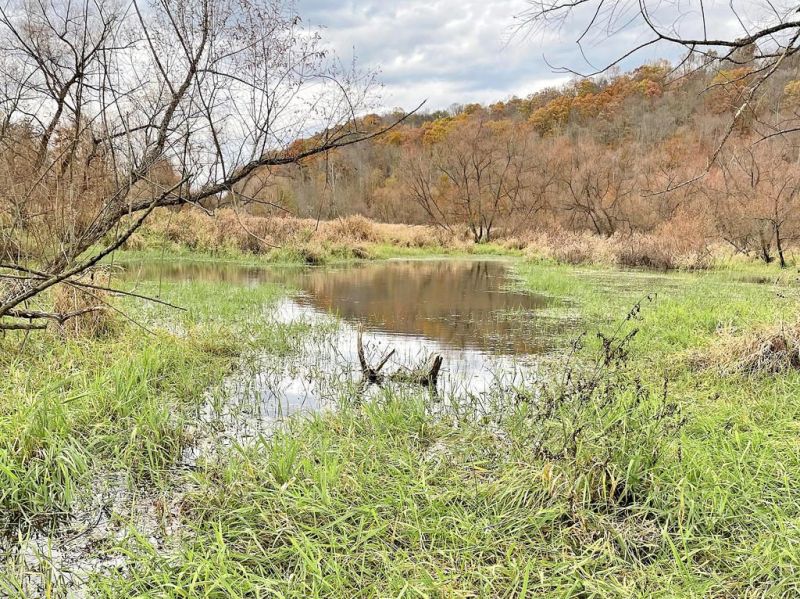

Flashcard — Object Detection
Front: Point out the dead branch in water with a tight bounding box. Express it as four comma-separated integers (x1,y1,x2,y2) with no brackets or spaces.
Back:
356,326,443,389
393,354,444,387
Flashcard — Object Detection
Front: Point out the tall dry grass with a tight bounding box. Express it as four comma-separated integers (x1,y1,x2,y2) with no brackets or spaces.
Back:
520,227,713,270
130,210,451,257
694,322,800,376
49,272,118,337
132,208,721,269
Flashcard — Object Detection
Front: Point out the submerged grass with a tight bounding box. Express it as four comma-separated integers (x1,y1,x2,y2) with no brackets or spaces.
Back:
4,254,800,596
0,279,292,534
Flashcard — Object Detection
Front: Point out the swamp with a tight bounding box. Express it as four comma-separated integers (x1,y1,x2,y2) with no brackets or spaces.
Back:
2,0,800,595
3,253,800,596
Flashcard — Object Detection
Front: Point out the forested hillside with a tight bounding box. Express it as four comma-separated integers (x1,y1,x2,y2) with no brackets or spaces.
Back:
245,54,800,265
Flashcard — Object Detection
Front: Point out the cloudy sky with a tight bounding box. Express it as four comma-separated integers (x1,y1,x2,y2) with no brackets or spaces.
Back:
297,0,786,112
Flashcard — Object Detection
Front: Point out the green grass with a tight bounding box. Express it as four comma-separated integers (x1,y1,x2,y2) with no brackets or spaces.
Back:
0,278,297,526
514,262,800,350
4,254,800,596
112,239,519,267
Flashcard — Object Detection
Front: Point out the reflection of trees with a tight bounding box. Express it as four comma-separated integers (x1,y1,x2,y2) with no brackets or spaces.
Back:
126,260,561,354
123,263,276,286
295,261,551,353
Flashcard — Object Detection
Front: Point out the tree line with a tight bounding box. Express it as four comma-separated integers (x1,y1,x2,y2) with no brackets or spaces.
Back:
249,56,800,265
1,0,798,331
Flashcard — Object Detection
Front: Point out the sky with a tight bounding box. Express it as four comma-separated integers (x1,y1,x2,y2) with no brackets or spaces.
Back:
297,0,789,112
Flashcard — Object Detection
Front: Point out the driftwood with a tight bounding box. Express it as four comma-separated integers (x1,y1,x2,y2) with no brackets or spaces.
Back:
356,327,443,388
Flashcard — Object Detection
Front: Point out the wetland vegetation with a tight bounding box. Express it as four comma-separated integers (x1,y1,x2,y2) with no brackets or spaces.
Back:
3,252,800,596
1,0,800,594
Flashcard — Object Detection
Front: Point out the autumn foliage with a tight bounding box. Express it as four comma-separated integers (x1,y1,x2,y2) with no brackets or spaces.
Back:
147,55,800,267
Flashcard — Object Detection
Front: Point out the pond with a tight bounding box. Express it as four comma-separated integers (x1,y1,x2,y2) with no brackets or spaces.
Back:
123,259,577,431
11,259,578,593
124,259,561,353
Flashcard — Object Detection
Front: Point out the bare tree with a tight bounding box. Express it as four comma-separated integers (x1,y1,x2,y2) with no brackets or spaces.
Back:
714,141,800,266
403,116,534,242
559,140,636,237
0,0,414,330
402,147,456,235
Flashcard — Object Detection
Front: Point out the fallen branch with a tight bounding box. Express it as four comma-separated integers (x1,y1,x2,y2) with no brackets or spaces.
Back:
390,354,444,387
0,322,48,331
0,263,187,310
357,327,396,383
356,326,443,389
5,306,105,324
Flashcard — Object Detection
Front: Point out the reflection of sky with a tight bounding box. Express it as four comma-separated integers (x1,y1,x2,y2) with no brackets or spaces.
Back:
189,296,546,458
252,297,543,416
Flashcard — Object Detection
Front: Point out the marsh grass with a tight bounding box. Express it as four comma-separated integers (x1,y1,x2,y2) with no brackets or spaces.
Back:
94,367,684,597
125,209,796,270
694,321,800,375
0,276,302,593
4,256,800,596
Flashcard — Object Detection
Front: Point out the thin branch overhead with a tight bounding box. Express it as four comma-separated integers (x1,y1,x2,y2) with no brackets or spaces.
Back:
0,0,417,330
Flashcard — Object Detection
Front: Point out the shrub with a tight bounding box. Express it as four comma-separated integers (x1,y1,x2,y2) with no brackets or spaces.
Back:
548,231,608,265
613,234,676,270
510,310,684,507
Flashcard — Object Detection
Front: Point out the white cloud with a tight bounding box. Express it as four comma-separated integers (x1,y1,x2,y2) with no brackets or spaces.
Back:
299,0,568,110
297,0,794,111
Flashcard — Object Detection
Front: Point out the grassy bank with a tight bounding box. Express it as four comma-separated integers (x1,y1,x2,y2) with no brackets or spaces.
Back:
128,208,787,269
123,212,519,266
3,253,800,596
0,277,311,595
110,241,517,269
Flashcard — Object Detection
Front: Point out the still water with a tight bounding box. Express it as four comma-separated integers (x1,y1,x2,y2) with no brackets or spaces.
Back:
10,260,573,594
125,259,560,354
125,259,574,434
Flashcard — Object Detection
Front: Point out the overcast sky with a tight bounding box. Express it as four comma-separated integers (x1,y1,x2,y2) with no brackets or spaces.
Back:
297,0,787,112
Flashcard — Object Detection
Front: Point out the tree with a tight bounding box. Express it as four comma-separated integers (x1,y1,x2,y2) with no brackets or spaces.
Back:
714,142,800,266
0,0,411,330
559,139,637,237
402,117,535,242
519,1,800,152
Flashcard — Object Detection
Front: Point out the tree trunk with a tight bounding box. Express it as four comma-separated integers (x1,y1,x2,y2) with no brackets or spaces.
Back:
775,225,787,268
758,230,774,264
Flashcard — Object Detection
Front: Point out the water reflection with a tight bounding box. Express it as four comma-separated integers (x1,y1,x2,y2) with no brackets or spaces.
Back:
125,258,577,450
125,259,556,355
122,260,276,287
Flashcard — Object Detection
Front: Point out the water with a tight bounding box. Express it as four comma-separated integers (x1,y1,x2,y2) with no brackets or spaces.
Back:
9,259,571,595
124,259,555,353
123,259,576,436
